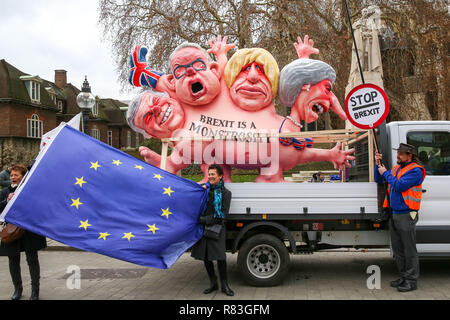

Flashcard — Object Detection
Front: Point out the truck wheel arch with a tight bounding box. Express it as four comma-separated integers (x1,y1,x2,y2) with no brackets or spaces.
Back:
232,221,297,254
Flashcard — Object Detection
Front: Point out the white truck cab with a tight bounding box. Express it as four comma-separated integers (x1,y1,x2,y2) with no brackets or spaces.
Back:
387,121,450,255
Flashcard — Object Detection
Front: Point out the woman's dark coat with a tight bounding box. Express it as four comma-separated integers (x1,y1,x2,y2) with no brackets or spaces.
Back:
0,185,47,256
191,186,231,261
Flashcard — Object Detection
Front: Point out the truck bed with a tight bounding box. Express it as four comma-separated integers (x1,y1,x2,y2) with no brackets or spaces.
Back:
225,182,380,219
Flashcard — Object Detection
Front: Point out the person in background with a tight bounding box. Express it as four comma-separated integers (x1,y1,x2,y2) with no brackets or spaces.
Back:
0,167,11,189
418,151,432,174
0,164,47,300
374,143,425,292
311,171,325,183
191,164,234,296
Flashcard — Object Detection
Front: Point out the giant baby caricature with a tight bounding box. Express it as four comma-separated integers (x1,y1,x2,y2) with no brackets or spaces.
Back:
127,35,355,182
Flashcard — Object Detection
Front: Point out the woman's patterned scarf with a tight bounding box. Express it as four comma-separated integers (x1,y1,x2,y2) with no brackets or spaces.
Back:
207,179,225,218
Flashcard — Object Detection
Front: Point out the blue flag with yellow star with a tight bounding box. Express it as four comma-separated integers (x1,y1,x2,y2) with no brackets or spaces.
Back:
1,125,208,269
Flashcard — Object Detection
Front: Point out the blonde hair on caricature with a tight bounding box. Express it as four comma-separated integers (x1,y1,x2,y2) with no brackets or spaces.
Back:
225,48,279,96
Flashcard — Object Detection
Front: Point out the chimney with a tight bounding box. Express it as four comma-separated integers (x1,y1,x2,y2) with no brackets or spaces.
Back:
55,70,67,88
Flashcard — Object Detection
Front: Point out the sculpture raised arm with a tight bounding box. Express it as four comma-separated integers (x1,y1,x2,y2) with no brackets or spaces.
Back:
207,35,236,76
293,35,319,59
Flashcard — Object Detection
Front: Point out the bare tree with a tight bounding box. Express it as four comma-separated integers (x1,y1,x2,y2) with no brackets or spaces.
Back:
99,0,449,126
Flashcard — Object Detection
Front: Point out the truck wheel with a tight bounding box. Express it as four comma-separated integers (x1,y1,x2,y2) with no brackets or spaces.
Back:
237,233,290,286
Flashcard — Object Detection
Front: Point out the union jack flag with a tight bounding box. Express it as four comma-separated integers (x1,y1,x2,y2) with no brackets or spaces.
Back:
129,45,164,88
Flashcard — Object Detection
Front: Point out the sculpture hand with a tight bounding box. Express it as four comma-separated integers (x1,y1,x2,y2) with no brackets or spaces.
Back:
139,146,161,166
207,35,236,57
293,35,319,59
329,142,356,170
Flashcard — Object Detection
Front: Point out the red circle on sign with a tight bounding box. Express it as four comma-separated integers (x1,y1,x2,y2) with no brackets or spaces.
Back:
344,83,390,129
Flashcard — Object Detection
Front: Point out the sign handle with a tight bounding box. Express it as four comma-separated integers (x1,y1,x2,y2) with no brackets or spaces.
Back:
344,0,383,166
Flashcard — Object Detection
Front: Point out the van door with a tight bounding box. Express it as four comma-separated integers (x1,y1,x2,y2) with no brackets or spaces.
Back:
398,123,450,256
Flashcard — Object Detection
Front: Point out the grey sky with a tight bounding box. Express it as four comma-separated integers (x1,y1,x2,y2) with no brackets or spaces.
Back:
0,0,139,100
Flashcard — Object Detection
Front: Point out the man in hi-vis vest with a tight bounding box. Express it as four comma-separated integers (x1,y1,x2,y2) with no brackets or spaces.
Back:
375,143,426,292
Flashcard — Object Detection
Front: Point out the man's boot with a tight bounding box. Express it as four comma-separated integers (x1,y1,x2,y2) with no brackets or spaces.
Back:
218,260,234,296
203,260,218,294
390,278,405,288
397,280,417,292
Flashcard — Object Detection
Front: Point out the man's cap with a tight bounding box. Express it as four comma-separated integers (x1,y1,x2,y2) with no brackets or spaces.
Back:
393,143,417,155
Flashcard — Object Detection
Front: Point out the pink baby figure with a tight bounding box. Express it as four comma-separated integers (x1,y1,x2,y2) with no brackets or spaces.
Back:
130,42,226,107
128,89,232,182
129,40,237,181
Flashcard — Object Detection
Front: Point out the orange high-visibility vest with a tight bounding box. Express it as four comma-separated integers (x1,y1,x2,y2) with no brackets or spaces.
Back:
382,162,426,210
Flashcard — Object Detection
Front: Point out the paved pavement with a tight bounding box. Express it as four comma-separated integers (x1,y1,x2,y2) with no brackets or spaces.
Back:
1,246,450,300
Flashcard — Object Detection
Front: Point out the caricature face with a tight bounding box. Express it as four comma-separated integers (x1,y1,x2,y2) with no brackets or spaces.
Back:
229,62,273,111
169,47,221,106
134,92,185,138
293,79,346,123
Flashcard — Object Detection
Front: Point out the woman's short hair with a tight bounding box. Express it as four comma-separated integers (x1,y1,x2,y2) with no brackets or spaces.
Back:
279,58,336,107
208,164,224,176
224,48,280,96
10,164,27,176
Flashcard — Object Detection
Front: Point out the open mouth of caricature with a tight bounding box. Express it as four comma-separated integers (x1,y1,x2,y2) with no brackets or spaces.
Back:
311,102,329,115
159,105,172,125
192,82,203,93
190,80,206,99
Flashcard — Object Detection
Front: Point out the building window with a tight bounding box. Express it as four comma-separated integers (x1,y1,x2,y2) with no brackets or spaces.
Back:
135,133,140,148
57,100,63,112
27,114,43,138
127,131,131,148
93,101,98,117
91,126,100,140
107,130,113,146
30,81,40,103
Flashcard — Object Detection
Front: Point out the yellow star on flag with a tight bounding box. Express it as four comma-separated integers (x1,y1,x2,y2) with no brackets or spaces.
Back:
74,176,87,188
98,232,111,240
147,224,159,234
71,198,83,209
90,161,101,171
112,159,123,166
122,232,135,241
163,186,174,196
161,208,172,219
153,173,163,180
79,219,91,231
135,165,143,170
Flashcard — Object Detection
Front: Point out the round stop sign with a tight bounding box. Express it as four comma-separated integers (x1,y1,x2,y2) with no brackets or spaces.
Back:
344,83,389,129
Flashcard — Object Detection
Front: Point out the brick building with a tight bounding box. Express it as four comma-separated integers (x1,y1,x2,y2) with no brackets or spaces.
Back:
0,59,143,169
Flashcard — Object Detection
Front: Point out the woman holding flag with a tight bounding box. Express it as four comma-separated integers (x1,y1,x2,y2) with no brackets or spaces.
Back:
0,164,46,300
191,164,234,296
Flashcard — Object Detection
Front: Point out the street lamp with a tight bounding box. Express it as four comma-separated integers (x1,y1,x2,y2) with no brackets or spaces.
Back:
76,76,95,134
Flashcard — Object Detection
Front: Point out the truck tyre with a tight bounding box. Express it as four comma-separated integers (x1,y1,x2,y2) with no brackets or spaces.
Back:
237,233,290,286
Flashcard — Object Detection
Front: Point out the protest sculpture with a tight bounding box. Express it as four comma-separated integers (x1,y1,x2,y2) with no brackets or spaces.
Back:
128,35,355,182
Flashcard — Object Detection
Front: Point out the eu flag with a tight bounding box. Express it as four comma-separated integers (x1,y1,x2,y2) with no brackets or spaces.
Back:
1,125,208,269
